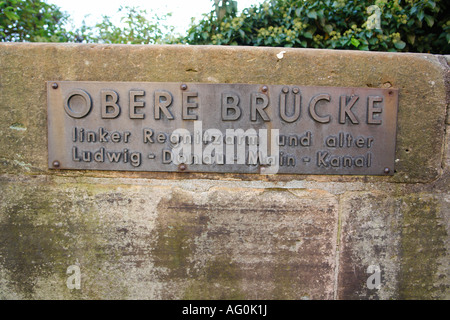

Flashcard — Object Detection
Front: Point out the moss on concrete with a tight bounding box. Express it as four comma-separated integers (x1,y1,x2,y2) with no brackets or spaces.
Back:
338,191,404,300
183,257,245,299
398,194,448,299
0,179,129,299
152,190,205,282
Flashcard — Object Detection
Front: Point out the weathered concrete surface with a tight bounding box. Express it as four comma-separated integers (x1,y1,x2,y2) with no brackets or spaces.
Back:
0,43,448,299
338,192,448,299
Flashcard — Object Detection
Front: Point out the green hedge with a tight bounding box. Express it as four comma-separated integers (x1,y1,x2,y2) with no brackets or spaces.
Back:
183,0,449,53
0,0,68,42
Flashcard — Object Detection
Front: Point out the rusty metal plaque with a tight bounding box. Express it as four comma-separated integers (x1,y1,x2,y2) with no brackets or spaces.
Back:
47,81,398,175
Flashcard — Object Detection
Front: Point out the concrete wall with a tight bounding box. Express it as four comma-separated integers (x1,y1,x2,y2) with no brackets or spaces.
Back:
0,43,448,299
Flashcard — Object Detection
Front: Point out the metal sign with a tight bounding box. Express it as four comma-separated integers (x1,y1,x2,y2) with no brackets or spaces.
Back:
47,81,398,175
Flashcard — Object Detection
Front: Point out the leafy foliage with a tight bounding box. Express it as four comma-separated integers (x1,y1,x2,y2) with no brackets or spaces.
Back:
0,0,69,42
2,0,448,53
70,6,175,44
183,0,450,53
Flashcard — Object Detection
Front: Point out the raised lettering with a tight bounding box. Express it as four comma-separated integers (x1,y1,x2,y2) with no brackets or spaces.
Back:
356,137,365,148
129,90,145,119
317,151,328,167
309,93,331,123
280,89,301,123
94,148,104,162
367,96,383,124
99,127,108,142
123,132,131,143
157,132,167,143
101,90,120,119
251,93,270,121
182,92,198,120
143,128,154,143
339,95,359,124
72,147,81,162
222,93,241,121
326,136,337,147
64,90,92,119
130,152,141,167
111,132,121,143
155,91,174,120
86,131,96,142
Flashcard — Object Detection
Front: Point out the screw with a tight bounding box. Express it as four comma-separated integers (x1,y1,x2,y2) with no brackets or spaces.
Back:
180,84,188,90
282,87,289,94
52,83,58,89
261,85,268,93
52,160,60,168
292,87,300,94
179,163,187,171
384,167,390,174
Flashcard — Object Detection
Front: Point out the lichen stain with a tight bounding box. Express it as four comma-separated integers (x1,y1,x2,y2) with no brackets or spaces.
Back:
152,189,247,299
0,186,74,297
398,195,447,299
183,257,245,300
152,190,210,279
0,182,126,299
152,188,336,299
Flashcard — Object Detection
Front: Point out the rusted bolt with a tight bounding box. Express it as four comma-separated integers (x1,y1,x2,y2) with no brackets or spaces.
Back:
51,83,58,89
388,90,393,96
180,84,188,90
52,160,60,168
261,85,268,93
384,167,390,174
179,163,187,171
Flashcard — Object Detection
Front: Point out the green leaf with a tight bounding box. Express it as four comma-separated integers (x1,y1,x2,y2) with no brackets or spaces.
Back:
304,31,313,39
424,15,434,27
360,38,368,45
350,37,360,47
317,9,324,18
4,10,19,20
407,34,415,45
417,10,424,21
324,24,333,34
340,38,349,46
307,11,317,19
368,37,378,45
394,40,406,50
238,29,245,38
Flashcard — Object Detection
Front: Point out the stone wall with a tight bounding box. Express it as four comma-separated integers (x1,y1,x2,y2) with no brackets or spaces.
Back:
0,43,448,299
